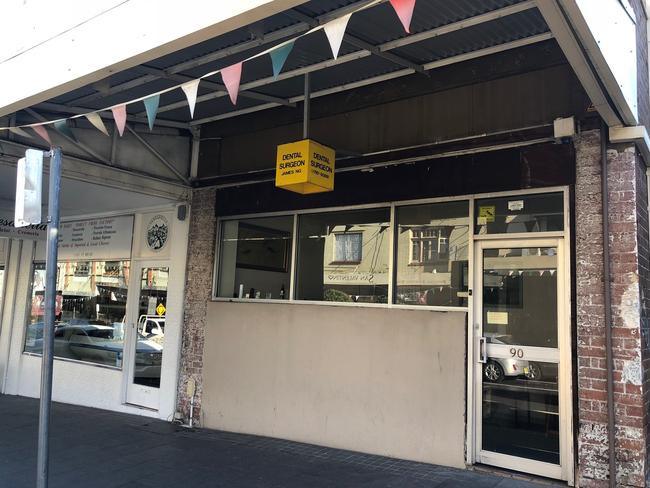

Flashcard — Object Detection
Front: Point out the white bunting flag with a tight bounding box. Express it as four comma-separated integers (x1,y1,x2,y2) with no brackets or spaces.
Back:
8,127,32,139
85,112,109,136
181,79,201,118
323,13,352,60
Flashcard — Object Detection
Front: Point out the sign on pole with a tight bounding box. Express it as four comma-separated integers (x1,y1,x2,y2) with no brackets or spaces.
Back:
15,148,43,227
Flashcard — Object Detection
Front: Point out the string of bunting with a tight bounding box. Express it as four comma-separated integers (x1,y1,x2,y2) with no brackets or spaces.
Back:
0,0,417,145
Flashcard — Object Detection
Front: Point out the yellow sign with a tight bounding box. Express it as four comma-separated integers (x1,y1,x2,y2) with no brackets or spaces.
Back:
156,303,166,317
478,206,496,223
276,139,335,194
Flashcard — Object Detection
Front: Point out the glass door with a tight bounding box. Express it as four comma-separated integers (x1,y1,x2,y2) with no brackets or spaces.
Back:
125,263,169,409
473,238,568,480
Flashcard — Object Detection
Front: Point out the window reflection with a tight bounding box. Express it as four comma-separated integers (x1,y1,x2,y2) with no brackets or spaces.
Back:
483,247,558,348
24,261,130,369
483,362,559,464
395,201,469,307
475,193,564,235
296,209,390,303
133,267,168,388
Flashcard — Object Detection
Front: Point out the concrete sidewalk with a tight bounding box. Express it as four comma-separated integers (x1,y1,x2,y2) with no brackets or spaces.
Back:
0,395,559,488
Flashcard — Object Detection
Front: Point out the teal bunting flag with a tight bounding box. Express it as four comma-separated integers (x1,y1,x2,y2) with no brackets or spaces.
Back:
270,41,294,80
143,94,160,131
53,120,77,142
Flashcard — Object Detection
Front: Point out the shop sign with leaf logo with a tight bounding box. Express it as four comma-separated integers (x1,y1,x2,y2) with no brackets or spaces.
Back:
146,215,169,251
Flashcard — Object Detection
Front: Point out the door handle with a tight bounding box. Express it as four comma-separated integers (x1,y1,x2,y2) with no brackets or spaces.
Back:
478,336,487,364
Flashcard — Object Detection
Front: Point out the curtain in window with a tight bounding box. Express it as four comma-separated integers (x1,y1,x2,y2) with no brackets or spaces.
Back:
335,233,362,262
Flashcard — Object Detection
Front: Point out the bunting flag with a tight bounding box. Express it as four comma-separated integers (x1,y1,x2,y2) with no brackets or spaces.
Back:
111,104,127,136
270,40,294,80
181,79,201,118
221,62,243,105
85,112,109,136
31,125,51,145
0,0,411,135
389,0,416,33
8,127,32,139
53,120,77,142
323,13,352,60
143,94,160,131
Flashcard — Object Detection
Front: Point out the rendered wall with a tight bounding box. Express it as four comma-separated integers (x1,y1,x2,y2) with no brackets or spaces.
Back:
201,301,467,468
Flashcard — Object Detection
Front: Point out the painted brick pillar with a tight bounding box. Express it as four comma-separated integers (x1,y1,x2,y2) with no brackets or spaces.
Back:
575,129,649,487
176,187,216,422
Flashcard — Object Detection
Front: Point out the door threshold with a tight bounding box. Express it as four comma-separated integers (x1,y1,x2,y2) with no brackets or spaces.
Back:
124,402,158,412
470,464,567,486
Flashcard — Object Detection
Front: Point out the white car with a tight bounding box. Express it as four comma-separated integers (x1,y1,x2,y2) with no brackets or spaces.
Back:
483,333,532,383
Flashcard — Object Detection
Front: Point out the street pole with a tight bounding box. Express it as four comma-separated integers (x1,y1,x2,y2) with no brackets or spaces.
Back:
36,147,62,488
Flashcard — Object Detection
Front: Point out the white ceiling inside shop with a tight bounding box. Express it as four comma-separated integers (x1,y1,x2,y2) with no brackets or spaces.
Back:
0,163,172,218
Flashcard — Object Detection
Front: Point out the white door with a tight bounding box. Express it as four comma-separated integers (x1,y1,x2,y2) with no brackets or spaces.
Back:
473,238,571,480
124,262,169,410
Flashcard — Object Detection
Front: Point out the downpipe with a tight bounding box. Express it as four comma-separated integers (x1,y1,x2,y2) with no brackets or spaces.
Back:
600,121,616,488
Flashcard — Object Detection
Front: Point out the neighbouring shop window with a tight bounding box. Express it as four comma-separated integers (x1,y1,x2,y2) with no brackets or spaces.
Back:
216,216,293,299
24,260,130,368
296,208,390,304
395,201,469,307
475,192,564,234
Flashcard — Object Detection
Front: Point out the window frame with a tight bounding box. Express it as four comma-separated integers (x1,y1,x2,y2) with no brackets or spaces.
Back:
212,186,569,312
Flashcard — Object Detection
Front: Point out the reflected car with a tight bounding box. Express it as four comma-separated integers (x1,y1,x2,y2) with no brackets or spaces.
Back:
24,322,162,377
483,333,532,383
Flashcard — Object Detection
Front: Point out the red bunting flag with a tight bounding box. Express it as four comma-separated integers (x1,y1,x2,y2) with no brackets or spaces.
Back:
221,62,243,105
389,0,416,33
31,125,51,145
111,104,127,136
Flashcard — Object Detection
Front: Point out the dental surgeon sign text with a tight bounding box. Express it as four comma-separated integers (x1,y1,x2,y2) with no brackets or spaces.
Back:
275,139,335,194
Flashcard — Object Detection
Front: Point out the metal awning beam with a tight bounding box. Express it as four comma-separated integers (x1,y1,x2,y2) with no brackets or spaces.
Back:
33,101,190,130
135,65,295,107
65,0,383,107
190,32,553,125
125,125,191,185
24,108,112,164
284,8,429,76
156,1,540,117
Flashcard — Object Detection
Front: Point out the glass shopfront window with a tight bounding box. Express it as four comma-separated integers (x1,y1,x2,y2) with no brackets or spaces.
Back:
214,191,565,309
216,216,293,299
24,260,130,368
395,201,469,307
296,208,390,303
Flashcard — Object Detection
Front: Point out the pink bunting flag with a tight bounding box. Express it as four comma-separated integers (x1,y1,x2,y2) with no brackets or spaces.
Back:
389,0,416,34
323,13,352,60
111,104,127,136
31,125,51,145
221,62,243,105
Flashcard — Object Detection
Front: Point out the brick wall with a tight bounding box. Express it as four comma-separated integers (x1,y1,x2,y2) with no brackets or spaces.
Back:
176,187,217,423
575,130,648,487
